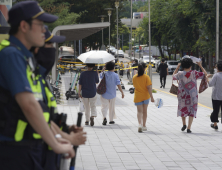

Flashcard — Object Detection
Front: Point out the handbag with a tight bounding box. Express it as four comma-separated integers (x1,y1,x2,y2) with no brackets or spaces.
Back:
79,98,85,112
97,72,106,95
169,78,178,95
199,76,208,93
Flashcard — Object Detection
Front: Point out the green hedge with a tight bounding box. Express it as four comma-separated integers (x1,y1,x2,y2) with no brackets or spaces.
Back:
123,46,129,52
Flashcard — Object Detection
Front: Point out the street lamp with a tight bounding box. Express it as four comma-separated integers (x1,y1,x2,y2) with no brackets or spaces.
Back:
98,15,107,50
105,8,113,49
115,0,120,60
148,0,152,82
130,0,132,62
134,33,136,60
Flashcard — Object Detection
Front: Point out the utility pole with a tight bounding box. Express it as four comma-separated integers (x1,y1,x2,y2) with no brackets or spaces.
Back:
216,0,219,62
130,0,132,61
122,34,123,50
148,0,152,82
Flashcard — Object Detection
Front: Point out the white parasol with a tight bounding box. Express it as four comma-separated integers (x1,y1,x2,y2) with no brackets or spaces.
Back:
77,51,115,64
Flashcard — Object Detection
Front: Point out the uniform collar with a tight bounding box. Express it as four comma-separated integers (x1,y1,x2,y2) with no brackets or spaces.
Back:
9,35,33,58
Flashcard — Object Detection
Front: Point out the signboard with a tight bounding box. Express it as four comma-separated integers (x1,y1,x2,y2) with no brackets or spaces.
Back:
0,0,11,37
0,0,12,6
0,0,12,26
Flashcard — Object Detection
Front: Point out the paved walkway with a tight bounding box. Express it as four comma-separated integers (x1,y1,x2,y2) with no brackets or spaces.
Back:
58,73,222,170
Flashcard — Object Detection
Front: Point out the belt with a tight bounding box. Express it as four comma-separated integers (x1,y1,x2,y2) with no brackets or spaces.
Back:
0,140,44,146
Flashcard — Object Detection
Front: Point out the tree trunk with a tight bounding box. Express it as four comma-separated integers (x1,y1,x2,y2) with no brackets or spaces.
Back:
157,36,164,58
209,51,214,74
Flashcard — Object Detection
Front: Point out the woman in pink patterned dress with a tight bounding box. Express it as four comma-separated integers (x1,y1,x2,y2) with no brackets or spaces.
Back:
173,58,208,133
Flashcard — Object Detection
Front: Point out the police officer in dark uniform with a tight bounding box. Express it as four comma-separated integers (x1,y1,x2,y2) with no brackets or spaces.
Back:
31,26,87,170
0,2,74,170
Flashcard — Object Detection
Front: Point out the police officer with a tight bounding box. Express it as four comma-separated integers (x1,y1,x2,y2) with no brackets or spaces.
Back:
0,1,74,170
31,26,87,169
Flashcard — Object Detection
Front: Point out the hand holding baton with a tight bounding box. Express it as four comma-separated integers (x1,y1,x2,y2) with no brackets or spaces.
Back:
70,112,83,170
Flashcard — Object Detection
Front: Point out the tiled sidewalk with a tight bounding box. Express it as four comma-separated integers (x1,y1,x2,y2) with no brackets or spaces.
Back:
58,73,222,170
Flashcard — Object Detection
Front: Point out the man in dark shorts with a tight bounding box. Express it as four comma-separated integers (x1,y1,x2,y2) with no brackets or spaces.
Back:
158,59,168,88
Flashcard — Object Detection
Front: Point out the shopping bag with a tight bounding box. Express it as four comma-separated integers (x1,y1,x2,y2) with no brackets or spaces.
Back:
169,78,178,95
97,72,106,95
199,76,208,93
154,98,163,108
79,98,85,112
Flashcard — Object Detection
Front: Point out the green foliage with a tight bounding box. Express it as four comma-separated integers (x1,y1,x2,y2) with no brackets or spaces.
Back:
138,0,222,63
123,46,129,52
120,1,146,18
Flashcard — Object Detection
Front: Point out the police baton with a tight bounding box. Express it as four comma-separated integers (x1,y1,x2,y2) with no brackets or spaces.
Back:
70,112,83,170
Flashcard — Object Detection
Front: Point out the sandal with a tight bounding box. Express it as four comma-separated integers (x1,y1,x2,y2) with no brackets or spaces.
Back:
90,117,94,126
211,124,218,130
187,129,192,133
85,121,89,125
181,125,187,131
102,118,107,126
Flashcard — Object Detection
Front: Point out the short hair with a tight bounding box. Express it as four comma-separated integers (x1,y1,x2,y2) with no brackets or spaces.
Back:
9,19,32,35
181,58,193,69
135,59,138,64
217,60,222,71
86,64,95,68
106,61,115,71
161,59,165,62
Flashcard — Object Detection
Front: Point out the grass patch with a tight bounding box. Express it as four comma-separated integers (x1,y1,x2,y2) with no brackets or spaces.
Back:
152,89,157,93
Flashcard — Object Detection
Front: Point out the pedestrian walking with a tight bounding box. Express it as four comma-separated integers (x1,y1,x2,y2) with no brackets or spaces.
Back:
158,59,168,88
100,61,124,125
0,1,74,169
120,61,124,77
133,62,154,133
79,64,99,126
173,58,208,133
207,60,222,130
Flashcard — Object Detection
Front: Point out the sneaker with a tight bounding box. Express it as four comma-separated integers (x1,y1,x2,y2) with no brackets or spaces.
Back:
142,126,147,131
109,121,115,124
90,117,94,126
138,125,142,133
160,85,162,88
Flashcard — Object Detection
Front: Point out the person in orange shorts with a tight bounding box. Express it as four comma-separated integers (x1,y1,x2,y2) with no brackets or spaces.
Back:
133,62,155,133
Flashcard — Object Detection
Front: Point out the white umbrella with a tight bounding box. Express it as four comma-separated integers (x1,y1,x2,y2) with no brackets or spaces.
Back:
182,55,201,64
77,51,115,64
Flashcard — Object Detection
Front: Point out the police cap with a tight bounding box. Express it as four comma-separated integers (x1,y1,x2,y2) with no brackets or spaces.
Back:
44,26,66,43
8,1,58,26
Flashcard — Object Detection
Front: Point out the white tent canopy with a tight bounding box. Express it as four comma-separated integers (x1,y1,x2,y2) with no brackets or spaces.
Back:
51,22,110,81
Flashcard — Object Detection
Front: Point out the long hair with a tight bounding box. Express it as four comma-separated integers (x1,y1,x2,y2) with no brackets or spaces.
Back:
137,62,146,77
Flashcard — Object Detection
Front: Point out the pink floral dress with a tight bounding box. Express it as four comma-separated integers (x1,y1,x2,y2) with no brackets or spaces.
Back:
173,70,204,118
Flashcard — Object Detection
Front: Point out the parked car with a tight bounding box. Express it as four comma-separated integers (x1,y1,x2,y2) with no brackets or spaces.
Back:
58,55,77,60
140,55,155,67
108,46,115,53
115,50,124,58
110,48,117,55
167,60,179,74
